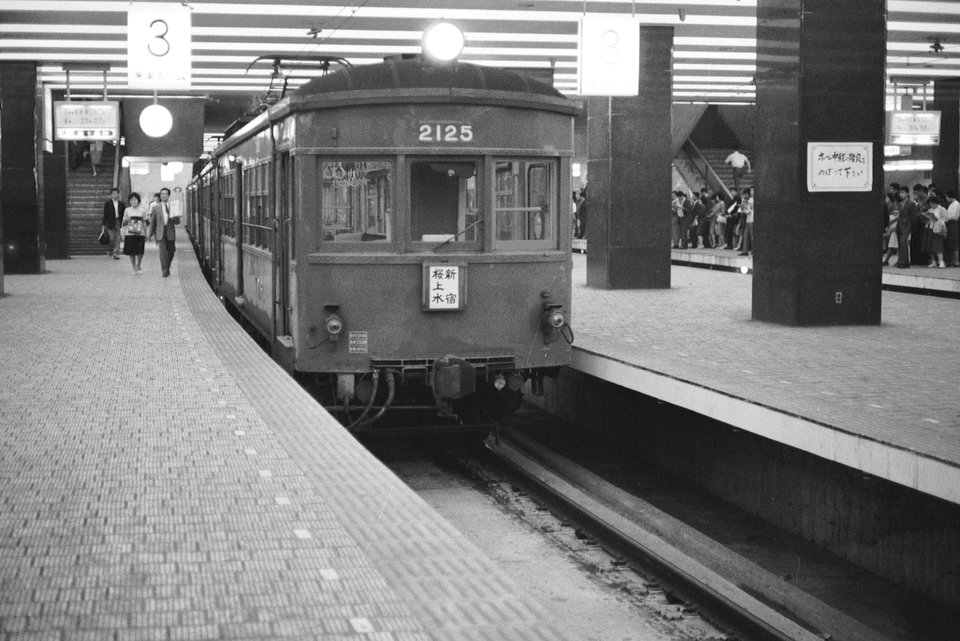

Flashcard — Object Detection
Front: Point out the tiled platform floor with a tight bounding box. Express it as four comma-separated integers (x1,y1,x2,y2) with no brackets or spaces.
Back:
570,252,960,504
0,236,567,641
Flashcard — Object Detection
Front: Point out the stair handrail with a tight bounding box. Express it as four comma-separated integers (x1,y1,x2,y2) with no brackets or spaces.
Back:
684,139,733,201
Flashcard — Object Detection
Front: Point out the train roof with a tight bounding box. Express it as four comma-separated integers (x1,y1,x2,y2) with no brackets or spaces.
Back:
287,57,579,116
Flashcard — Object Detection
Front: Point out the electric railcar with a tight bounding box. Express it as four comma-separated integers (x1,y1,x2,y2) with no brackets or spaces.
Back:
186,56,578,428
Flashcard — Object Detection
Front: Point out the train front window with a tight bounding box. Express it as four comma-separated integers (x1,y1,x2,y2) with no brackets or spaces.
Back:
493,160,557,249
410,160,479,246
319,160,392,243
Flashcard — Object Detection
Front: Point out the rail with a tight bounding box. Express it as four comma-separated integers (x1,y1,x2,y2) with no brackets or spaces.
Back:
485,427,889,641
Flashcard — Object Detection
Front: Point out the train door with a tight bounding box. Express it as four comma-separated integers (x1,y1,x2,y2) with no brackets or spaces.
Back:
275,152,292,337
235,164,244,297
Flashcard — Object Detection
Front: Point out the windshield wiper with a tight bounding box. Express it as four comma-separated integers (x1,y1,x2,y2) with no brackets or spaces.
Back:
431,218,484,252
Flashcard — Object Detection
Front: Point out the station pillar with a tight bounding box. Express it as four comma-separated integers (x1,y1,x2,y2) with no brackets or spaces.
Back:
0,62,43,275
932,78,960,195
585,26,672,289
752,0,885,325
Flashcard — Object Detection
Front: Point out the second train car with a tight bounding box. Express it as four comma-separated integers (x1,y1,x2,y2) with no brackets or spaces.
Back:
186,54,578,429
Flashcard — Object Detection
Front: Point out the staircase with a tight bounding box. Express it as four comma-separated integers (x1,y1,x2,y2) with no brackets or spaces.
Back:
699,148,754,194
66,156,116,256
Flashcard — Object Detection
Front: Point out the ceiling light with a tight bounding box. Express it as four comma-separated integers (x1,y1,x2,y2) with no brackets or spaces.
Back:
140,102,173,137
422,22,465,62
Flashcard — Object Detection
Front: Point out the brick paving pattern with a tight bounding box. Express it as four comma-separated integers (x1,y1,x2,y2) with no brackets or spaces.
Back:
571,253,960,469
0,237,568,641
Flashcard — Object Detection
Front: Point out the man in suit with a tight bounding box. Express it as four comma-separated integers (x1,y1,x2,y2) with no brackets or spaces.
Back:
895,184,918,268
101,187,126,259
148,187,180,277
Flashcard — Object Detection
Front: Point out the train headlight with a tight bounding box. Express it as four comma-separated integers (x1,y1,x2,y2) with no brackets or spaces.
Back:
423,22,465,62
324,313,344,339
540,302,567,344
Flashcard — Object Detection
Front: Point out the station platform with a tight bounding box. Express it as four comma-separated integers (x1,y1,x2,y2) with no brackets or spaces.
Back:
0,235,567,641
569,251,960,505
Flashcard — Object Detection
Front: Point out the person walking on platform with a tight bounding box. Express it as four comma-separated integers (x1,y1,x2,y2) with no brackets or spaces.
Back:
945,190,960,267
148,187,180,278
101,186,125,260
895,184,919,268
724,149,751,191
574,187,588,239
121,192,147,275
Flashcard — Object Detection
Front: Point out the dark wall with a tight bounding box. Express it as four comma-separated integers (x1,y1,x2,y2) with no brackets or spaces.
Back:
43,145,68,259
0,62,42,274
122,98,205,158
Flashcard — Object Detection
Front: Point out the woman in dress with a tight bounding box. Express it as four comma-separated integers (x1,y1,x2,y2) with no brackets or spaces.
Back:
121,192,147,274
922,191,948,268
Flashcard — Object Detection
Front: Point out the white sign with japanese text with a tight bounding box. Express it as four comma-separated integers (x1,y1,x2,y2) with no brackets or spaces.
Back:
128,2,191,89
807,143,873,192
427,266,461,310
54,101,119,140
886,110,940,146
578,15,640,96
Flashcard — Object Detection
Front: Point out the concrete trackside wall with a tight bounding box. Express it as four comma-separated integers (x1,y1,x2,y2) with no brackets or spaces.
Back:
531,368,960,610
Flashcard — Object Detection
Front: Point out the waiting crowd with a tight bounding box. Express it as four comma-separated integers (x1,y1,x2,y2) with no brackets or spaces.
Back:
882,183,960,269
671,187,754,255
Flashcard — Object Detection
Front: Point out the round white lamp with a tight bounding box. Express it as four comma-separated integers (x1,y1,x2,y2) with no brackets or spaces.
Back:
423,22,465,62
140,103,173,137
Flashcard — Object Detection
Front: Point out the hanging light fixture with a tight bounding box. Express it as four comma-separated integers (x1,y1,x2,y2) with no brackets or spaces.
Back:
140,91,173,137
422,22,465,63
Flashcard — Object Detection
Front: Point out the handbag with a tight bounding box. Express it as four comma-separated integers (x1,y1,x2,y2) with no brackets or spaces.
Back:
97,229,110,245
126,219,145,236
933,219,947,236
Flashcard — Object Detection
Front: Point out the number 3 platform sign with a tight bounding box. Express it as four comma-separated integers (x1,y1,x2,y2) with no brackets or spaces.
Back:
128,2,191,90
579,15,640,96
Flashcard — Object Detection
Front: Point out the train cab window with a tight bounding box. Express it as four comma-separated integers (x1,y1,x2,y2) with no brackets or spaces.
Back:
319,160,392,244
493,160,557,249
410,160,480,247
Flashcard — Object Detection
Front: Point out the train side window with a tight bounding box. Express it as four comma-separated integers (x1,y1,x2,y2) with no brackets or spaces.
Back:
219,171,236,239
493,160,557,249
319,160,392,244
409,159,480,247
242,162,271,251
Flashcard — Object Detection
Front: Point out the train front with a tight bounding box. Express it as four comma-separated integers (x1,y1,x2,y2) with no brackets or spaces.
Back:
281,45,579,428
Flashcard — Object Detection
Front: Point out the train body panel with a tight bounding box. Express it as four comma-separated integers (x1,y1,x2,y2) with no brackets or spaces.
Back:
294,256,570,373
187,58,579,426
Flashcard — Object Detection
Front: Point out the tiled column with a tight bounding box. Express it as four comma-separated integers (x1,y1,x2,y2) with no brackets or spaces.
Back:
753,0,885,325
932,79,960,195
0,62,43,274
586,26,672,289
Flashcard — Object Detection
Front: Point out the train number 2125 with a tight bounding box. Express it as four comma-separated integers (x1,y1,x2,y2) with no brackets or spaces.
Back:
419,123,473,142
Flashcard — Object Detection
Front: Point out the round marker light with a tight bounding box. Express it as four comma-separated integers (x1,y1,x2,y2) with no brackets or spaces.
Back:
547,308,565,329
739,265,750,274
140,103,173,138
324,314,344,337
423,22,465,62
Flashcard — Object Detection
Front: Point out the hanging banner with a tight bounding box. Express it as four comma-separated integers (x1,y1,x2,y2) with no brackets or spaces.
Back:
578,15,640,96
128,2,191,89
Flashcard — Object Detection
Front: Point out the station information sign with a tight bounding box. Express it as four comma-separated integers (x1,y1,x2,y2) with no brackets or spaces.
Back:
886,110,940,146
128,2,191,89
54,101,119,140
578,15,640,96
807,142,873,192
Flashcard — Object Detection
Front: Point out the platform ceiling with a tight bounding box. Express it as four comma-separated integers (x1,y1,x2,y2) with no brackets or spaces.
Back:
3,0,960,135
